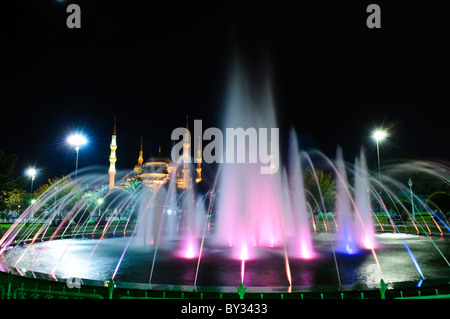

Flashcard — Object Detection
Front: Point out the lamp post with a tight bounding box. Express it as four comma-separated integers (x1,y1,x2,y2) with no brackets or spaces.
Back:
67,134,87,180
25,168,37,193
372,129,387,187
372,129,387,214
408,178,415,222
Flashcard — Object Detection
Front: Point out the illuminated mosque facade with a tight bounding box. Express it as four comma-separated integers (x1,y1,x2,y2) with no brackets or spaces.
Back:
107,118,202,191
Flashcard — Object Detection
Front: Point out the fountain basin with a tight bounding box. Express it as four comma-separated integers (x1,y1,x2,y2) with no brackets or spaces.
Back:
1,232,449,290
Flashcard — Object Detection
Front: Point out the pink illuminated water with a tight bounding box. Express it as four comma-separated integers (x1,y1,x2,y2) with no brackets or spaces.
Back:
287,130,314,259
213,66,314,264
354,151,376,250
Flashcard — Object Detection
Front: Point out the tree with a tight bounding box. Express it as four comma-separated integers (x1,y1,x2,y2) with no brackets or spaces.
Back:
393,199,412,213
32,176,83,211
33,176,69,199
0,150,26,211
83,184,109,203
119,179,142,194
4,188,27,211
426,192,450,213
303,168,336,211
78,184,109,223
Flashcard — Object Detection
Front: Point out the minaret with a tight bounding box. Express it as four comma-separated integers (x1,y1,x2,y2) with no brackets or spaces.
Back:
138,136,144,166
134,136,144,175
108,118,117,190
182,115,191,189
195,135,202,183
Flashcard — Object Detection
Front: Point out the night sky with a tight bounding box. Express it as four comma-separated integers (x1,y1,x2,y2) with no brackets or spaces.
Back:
1,1,449,186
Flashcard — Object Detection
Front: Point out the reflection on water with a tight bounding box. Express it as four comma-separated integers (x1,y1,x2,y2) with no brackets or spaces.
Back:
1,233,449,287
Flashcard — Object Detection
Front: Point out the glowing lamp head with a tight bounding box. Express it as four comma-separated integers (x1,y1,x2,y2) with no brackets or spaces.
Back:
26,168,37,178
67,134,87,149
408,178,413,188
373,129,387,142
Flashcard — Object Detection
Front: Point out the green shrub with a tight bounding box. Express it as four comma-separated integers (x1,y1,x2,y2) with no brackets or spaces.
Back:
426,192,450,212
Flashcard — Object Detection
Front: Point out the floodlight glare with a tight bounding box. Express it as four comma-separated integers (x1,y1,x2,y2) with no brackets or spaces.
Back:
372,128,388,199
26,168,37,178
67,134,87,149
67,132,88,180
26,167,37,192
373,129,387,142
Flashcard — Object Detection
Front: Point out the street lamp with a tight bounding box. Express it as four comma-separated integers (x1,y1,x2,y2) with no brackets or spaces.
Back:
372,129,388,189
408,178,415,222
67,133,87,180
25,168,37,193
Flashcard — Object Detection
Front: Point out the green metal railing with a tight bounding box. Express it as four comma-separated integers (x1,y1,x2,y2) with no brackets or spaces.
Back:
1,271,450,299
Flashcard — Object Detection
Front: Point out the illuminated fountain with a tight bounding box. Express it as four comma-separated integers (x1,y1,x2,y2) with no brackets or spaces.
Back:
1,66,450,293
1,151,449,291
354,150,376,250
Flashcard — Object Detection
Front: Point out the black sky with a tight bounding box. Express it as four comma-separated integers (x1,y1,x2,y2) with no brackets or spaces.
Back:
1,1,449,186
